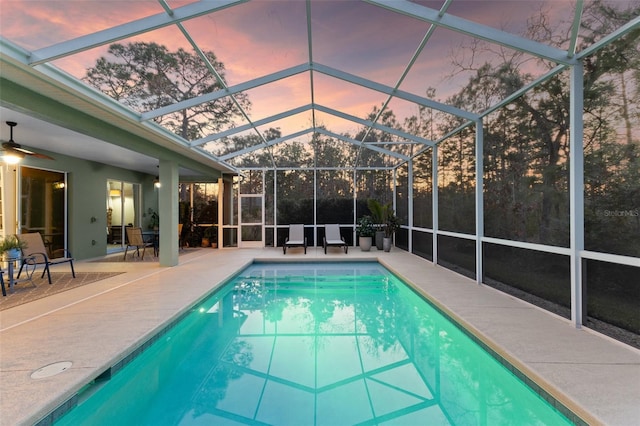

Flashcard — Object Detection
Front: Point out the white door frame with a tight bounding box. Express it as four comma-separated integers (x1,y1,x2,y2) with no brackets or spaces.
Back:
239,193,264,248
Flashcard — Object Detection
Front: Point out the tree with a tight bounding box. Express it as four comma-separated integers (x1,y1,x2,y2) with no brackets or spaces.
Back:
84,42,250,141
354,106,408,168
581,1,640,147
221,128,280,168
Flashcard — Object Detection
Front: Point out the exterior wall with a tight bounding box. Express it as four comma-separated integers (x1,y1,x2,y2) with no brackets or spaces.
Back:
1,78,222,264
19,151,156,261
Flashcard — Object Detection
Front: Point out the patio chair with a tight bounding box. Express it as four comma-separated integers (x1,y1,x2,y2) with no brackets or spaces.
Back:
283,224,307,254
323,224,348,254
17,232,75,285
124,227,155,260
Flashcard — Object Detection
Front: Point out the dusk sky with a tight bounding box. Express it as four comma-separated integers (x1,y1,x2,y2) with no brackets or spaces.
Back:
0,0,624,142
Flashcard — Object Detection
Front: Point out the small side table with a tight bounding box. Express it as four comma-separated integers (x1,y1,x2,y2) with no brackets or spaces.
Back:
2,255,37,295
142,230,160,257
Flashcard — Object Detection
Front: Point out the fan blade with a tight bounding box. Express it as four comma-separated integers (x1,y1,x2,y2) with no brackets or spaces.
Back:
2,141,18,150
30,152,55,160
13,146,36,155
4,142,53,160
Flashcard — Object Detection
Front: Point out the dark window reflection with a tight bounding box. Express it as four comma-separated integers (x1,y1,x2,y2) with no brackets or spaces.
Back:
483,243,570,319
437,235,476,280
585,260,640,347
412,230,433,261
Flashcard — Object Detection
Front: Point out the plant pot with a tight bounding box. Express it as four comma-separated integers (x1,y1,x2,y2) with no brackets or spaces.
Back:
201,238,210,247
2,248,21,261
375,231,384,250
359,236,372,251
383,237,392,252
211,242,218,248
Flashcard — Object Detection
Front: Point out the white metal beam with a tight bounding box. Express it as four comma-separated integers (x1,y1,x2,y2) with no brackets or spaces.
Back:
314,104,435,146
576,16,640,60
141,64,309,121
177,20,276,168
411,119,475,161
365,0,573,65
306,0,317,132
316,128,410,160
568,0,585,58
219,128,312,160
482,237,571,256
312,63,478,120
192,102,435,151
192,105,313,146
358,0,450,164
28,0,248,65
580,251,640,268
480,64,567,118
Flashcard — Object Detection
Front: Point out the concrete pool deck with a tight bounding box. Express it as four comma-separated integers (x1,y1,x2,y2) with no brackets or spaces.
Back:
1,247,638,425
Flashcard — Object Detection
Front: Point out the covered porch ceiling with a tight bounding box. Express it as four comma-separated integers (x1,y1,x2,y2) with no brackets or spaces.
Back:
1,0,638,173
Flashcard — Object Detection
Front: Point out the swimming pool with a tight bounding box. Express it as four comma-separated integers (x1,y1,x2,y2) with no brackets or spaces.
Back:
56,261,574,425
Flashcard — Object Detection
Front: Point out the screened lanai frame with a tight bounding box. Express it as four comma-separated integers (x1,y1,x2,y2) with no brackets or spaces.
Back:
1,0,639,336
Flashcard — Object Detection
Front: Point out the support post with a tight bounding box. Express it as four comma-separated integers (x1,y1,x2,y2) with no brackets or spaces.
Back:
407,159,413,253
158,159,179,267
570,62,585,328
432,146,438,264
475,120,484,284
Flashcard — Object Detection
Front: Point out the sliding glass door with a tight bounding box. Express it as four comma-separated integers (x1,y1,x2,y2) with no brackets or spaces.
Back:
19,167,67,258
106,180,140,253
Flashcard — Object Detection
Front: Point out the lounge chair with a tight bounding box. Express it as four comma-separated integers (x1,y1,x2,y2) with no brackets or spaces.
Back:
283,224,307,254
17,232,75,284
124,227,155,260
323,224,348,254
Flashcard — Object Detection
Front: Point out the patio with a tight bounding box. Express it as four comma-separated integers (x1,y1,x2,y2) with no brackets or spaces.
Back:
0,248,638,426
0,248,204,311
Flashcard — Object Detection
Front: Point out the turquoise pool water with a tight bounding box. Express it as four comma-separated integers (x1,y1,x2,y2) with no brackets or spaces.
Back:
57,261,573,425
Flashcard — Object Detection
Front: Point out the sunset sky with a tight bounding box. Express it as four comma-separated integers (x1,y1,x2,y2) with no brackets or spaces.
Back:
0,0,626,145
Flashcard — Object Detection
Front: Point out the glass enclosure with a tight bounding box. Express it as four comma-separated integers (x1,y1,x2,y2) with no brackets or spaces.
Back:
1,0,638,347
179,182,220,248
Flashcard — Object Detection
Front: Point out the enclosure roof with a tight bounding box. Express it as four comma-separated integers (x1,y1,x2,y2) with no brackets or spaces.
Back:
1,0,638,171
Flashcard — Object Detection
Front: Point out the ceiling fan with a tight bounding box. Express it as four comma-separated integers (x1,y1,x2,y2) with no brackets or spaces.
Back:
2,121,54,161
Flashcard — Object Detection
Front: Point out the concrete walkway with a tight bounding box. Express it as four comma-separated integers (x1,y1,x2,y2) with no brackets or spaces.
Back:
0,248,638,425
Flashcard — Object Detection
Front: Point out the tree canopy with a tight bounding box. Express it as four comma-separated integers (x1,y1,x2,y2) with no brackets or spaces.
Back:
84,42,250,140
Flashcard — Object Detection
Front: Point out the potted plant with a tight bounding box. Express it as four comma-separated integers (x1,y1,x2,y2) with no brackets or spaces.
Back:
147,208,159,231
383,213,400,252
367,199,392,250
356,215,375,251
202,226,218,248
0,235,27,260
